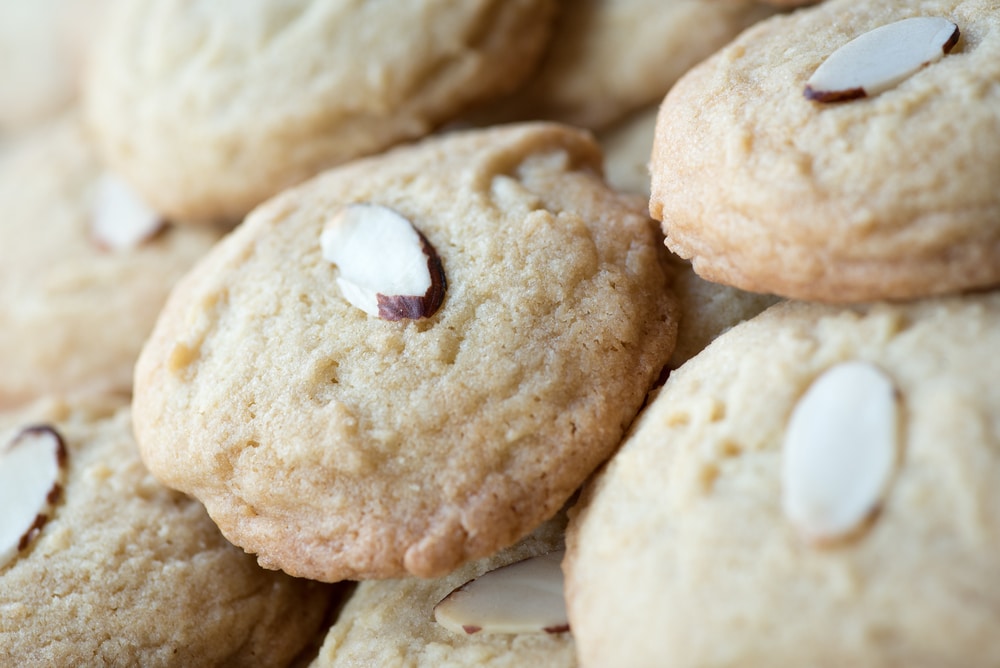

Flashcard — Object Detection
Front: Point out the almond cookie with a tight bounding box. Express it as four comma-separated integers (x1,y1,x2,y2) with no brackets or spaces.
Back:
311,511,574,668
0,115,225,409
133,122,678,582
566,294,1000,668
83,0,557,224
0,393,335,666
650,0,1000,302
469,0,774,130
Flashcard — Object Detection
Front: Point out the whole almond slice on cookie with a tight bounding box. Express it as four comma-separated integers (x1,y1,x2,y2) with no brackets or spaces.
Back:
782,362,899,544
805,17,960,102
320,203,446,321
434,550,569,635
0,426,67,568
91,172,166,250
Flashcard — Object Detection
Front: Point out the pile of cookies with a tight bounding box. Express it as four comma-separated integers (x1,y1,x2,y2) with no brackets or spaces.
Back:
2,0,998,666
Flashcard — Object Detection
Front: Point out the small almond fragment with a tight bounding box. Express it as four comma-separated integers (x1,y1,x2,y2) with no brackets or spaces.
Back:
434,550,569,635
91,172,166,250
782,362,898,544
804,17,959,102
0,426,67,568
320,203,446,321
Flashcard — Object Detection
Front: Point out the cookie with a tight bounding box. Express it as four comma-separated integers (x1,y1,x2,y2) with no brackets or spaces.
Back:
565,294,1000,667
468,0,774,130
650,0,1000,302
311,511,574,668
132,122,678,582
83,0,558,224
0,114,225,409
0,0,105,132
0,393,335,666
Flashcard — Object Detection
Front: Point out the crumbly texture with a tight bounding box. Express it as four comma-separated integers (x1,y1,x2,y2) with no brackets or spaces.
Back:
468,0,774,130
650,0,1000,302
0,394,335,667
598,104,659,198
83,0,557,224
133,122,678,582
311,512,574,668
667,258,782,369
0,115,223,409
566,294,1000,668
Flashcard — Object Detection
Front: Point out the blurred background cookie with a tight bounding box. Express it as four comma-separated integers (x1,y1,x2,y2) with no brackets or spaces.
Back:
0,393,335,666
566,294,1000,667
83,0,559,223
132,122,678,583
466,0,775,130
650,0,1000,302
0,115,226,409
0,0,108,134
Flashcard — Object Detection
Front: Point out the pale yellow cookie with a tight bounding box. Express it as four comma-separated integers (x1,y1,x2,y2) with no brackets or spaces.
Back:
566,294,1000,668
651,0,1000,302
83,0,558,223
0,393,335,667
0,114,225,409
133,123,678,583
311,512,575,668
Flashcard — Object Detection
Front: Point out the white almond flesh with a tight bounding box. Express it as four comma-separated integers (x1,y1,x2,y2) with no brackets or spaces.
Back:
434,550,569,635
0,426,66,568
805,17,959,102
782,362,898,543
320,203,446,320
92,172,165,250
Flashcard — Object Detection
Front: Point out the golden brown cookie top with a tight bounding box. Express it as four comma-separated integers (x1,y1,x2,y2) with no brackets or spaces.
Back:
133,122,678,582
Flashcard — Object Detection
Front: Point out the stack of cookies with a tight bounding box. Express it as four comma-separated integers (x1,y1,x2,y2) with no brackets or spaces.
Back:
2,0,997,666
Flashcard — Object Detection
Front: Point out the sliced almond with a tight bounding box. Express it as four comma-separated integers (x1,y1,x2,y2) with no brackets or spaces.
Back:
434,550,569,635
91,172,165,250
320,203,446,321
782,362,898,544
805,17,959,102
0,426,67,568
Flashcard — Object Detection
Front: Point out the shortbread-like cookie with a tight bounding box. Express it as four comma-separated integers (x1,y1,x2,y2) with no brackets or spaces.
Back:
470,0,773,130
0,115,224,409
0,393,334,666
311,512,574,668
133,123,678,582
651,0,1000,302
83,0,557,223
566,294,1000,668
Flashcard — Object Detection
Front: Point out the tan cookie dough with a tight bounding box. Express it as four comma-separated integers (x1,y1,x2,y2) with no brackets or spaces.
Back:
0,115,225,409
311,512,574,668
83,0,557,224
133,122,678,583
566,294,1000,668
650,0,1000,302
0,393,335,667
469,0,774,130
